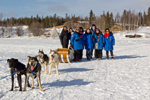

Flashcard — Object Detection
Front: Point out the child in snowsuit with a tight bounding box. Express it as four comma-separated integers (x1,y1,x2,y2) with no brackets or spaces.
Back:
104,28,115,59
79,27,85,60
84,28,94,60
94,29,104,60
91,24,97,35
90,24,97,56
71,27,84,61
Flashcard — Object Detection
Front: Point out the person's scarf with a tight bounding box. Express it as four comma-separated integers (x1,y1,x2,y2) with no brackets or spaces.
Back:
80,32,84,39
104,32,110,38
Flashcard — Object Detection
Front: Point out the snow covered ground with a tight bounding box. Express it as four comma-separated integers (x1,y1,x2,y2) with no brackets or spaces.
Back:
0,36,150,100
0,26,29,38
45,28,63,35
124,27,150,38
1,26,150,39
0,26,63,38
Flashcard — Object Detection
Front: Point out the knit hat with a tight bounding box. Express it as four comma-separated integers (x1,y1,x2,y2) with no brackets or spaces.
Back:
96,28,99,31
92,24,96,27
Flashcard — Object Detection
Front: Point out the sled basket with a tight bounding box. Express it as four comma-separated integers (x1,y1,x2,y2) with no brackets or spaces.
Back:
56,48,70,63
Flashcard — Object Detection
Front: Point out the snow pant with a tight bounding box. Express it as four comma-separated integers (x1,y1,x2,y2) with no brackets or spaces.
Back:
86,49,93,60
62,41,69,48
74,50,82,60
106,51,113,59
92,44,95,56
95,50,103,59
79,49,83,60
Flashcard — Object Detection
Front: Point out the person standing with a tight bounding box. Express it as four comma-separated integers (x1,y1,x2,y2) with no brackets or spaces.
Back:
60,26,69,48
71,27,84,61
91,24,97,35
69,28,74,35
68,28,74,45
94,29,105,60
84,28,94,60
90,24,97,56
79,27,85,60
104,28,115,59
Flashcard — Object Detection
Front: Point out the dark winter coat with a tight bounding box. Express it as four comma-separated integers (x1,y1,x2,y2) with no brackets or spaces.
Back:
68,32,71,40
104,33,115,51
60,30,69,48
71,32,85,50
94,33,105,50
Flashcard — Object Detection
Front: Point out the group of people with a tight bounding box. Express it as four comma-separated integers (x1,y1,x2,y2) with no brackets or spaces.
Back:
60,24,115,61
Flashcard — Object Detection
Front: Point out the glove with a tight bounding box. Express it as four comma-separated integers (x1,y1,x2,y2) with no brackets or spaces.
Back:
75,39,79,41
69,45,74,50
93,44,95,48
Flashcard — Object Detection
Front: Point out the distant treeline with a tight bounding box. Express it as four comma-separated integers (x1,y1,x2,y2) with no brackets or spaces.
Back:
0,7,150,31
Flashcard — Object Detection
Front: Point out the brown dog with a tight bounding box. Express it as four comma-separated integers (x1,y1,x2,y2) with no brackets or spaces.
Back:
23,56,44,91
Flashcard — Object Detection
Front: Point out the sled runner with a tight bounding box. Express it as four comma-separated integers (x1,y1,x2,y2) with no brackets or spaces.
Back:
56,48,70,63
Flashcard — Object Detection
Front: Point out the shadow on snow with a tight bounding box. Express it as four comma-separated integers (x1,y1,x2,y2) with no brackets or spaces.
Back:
114,55,146,59
59,68,93,73
43,79,93,87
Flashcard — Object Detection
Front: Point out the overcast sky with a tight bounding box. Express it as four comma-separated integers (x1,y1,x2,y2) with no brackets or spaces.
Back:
0,0,150,19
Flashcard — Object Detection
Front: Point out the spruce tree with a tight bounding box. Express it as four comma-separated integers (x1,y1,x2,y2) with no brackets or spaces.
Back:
110,12,114,28
143,12,147,26
147,7,150,26
89,10,94,25
105,11,110,28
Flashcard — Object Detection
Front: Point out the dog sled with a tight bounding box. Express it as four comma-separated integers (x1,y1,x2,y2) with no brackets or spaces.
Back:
56,48,73,63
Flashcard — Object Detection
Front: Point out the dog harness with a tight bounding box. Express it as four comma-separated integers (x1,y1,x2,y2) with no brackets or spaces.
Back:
0,65,19,80
31,70,35,75
12,65,19,75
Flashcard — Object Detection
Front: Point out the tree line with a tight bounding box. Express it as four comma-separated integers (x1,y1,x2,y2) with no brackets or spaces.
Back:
0,7,150,35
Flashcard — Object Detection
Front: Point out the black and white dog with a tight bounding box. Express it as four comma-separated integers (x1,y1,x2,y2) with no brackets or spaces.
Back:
38,50,49,74
7,58,30,91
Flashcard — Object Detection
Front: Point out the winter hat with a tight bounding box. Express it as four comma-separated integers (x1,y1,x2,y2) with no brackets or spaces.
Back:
92,24,96,27
79,27,84,32
96,28,99,31
75,27,79,30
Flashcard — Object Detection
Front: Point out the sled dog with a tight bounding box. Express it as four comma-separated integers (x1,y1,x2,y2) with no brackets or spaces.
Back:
7,58,30,91
38,50,49,74
49,49,60,75
23,56,44,91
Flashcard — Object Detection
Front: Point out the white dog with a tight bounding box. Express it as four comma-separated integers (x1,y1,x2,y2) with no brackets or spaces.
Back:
49,49,60,75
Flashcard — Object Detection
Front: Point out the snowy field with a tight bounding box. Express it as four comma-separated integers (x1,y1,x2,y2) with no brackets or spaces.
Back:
0,36,150,100
124,27,150,38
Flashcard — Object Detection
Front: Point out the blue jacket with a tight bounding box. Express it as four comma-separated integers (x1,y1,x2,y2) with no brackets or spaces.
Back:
94,34,105,50
71,32,85,50
104,33,115,51
84,33,94,49
91,28,96,35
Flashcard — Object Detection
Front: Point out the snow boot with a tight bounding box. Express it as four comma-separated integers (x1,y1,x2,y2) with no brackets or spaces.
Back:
106,51,109,59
